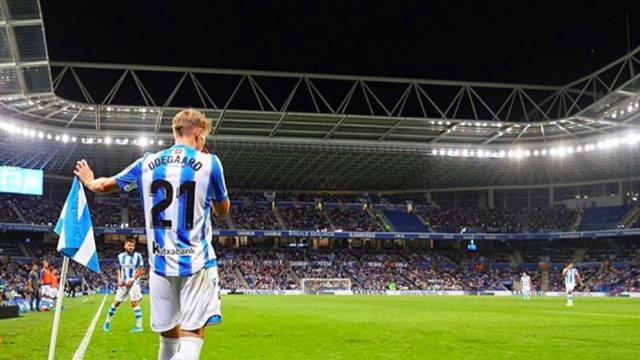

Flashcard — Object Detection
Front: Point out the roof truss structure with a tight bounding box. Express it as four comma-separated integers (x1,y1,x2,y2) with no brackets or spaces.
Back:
0,0,638,148
1,0,640,191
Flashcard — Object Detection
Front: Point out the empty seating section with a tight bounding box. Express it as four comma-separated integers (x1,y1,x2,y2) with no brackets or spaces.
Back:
380,209,428,232
578,206,629,231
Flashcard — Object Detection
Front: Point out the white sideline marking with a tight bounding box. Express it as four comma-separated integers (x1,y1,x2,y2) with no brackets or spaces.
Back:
73,295,108,360
545,310,640,319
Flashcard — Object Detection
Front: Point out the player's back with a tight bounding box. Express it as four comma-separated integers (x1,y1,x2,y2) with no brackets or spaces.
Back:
135,144,227,277
563,268,577,284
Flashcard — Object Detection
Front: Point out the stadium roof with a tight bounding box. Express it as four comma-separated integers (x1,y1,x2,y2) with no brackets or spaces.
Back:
0,0,640,191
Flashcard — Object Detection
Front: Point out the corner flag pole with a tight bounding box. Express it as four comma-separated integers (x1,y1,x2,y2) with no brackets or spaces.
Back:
48,255,70,360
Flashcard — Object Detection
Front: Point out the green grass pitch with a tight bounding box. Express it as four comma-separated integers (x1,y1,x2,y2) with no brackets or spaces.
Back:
0,295,638,359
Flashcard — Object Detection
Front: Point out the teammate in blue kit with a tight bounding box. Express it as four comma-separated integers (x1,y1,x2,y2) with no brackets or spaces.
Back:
520,271,532,301
74,109,230,360
103,238,145,333
562,261,584,307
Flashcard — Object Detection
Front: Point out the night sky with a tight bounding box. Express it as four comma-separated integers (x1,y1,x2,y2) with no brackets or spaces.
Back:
41,1,640,86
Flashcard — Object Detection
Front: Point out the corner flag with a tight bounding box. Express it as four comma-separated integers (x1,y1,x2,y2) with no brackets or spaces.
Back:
49,177,101,360
54,176,100,272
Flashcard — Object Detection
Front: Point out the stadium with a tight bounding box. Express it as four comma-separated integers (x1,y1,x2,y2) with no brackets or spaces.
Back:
0,1,640,359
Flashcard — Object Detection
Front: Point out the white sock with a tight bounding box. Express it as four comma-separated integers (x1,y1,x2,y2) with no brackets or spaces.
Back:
171,337,204,360
133,306,143,328
106,304,118,323
158,336,180,360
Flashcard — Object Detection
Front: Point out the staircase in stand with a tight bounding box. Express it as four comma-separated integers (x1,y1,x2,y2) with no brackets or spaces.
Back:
7,199,28,224
234,266,250,289
272,206,288,229
414,212,432,231
619,205,640,228
572,248,586,264
571,209,584,231
511,250,523,267
17,243,33,257
321,209,337,230
372,209,392,231
541,268,549,292
224,215,236,229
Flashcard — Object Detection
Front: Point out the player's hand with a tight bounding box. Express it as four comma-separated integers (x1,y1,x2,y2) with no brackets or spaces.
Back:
125,279,134,288
73,159,95,186
117,279,123,288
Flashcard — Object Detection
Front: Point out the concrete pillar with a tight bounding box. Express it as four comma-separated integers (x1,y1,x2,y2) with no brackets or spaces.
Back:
122,207,129,227
488,188,495,209
549,187,555,207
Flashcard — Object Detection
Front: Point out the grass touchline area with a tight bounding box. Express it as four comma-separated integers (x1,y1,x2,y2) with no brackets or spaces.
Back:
0,295,638,360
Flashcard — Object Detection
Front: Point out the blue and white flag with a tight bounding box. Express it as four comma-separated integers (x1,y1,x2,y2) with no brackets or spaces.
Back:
54,177,100,273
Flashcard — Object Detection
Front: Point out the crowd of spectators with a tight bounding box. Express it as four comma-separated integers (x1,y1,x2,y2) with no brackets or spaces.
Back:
91,202,123,227
237,262,297,290
0,195,604,235
13,196,63,226
128,204,145,228
232,205,279,230
420,206,577,233
327,207,382,232
281,206,331,231
0,192,639,300
583,247,640,262
0,196,18,223
520,247,576,263
547,264,640,293
0,260,32,299
2,245,640,302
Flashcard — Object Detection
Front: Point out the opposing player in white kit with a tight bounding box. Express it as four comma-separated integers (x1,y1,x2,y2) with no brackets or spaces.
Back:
520,271,532,301
103,238,145,333
562,261,583,306
74,109,230,360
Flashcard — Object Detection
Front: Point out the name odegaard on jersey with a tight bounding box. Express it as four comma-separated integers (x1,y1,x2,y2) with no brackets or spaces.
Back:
153,242,196,256
148,155,203,171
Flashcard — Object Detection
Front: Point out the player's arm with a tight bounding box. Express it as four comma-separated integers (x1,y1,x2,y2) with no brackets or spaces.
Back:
132,255,144,282
117,267,123,287
73,160,120,195
133,267,144,282
210,155,230,218
213,199,230,218
576,272,584,286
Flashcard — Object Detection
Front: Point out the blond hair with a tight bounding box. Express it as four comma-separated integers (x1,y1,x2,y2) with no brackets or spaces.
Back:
172,109,212,140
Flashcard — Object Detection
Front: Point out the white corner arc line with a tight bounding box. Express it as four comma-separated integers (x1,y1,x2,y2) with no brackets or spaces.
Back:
73,295,108,360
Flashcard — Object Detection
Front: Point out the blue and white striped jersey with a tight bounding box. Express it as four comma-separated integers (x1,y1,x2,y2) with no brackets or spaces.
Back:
115,144,228,277
563,268,579,286
520,275,531,289
118,251,144,283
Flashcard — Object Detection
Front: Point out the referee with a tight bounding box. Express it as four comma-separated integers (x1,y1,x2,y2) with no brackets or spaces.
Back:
28,261,42,311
